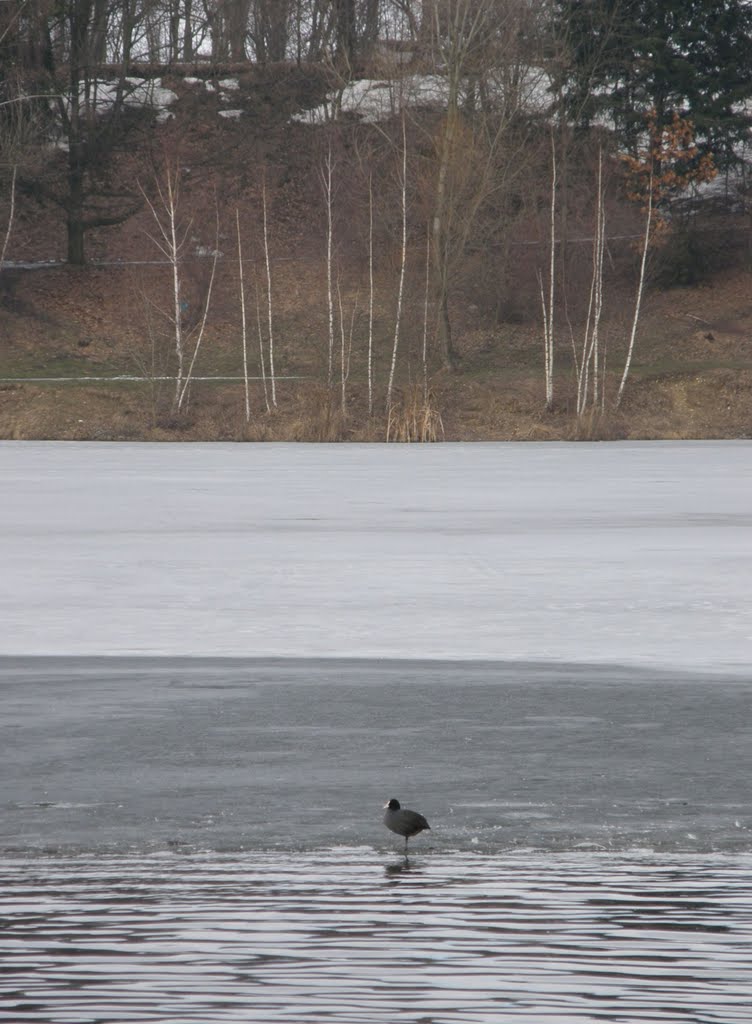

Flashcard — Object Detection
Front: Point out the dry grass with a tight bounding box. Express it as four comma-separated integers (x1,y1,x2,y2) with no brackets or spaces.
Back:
3,79,752,443
2,359,752,442
386,386,445,442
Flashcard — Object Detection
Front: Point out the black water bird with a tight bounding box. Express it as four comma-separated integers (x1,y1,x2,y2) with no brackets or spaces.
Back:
383,798,430,854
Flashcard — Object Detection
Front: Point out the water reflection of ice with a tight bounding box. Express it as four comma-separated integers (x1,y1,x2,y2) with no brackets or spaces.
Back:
2,851,751,1022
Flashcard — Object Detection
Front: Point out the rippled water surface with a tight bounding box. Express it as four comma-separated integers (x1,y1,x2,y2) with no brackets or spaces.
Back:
2,658,752,1022
2,851,752,1023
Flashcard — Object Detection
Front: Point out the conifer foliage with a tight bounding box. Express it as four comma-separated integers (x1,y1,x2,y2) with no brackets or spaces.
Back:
554,0,752,164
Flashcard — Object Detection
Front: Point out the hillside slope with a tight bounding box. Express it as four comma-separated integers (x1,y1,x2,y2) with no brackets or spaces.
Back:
1,66,751,441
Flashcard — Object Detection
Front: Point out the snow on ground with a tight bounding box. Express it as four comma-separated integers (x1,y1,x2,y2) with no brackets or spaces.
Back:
55,64,555,131
1,440,751,669
294,75,448,124
294,69,552,124
65,78,179,120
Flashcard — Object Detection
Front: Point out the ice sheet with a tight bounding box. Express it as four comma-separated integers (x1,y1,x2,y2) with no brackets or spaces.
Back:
1,440,750,668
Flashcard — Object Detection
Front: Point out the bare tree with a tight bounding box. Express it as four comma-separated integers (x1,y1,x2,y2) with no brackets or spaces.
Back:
249,0,292,61
386,112,407,413
139,159,218,413
616,111,715,408
254,269,271,413
140,162,188,410
334,0,356,65
260,175,277,407
321,141,336,389
423,0,541,368
575,146,606,417
236,208,251,422
202,0,250,61
538,129,556,410
616,170,651,410
51,0,142,264
0,166,17,270
421,218,430,402
367,168,375,416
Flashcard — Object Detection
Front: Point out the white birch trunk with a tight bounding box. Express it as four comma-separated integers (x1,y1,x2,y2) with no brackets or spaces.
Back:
1,166,16,270
254,272,271,414
591,187,605,409
325,144,335,391
367,170,374,417
168,175,183,410
544,130,556,410
235,209,250,422
337,277,347,416
261,178,277,407
617,171,653,409
577,149,605,417
177,208,219,411
538,269,550,402
422,221,431,404
386,115,407,414
139,165,188,412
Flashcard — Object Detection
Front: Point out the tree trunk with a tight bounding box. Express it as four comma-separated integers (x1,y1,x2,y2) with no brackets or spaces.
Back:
183,0,195,61
266,0,289,61
66,202,86,265
435,287,454,370
362,0,379,52
66,3,87,267
431,102,459,370
227,0,250,61
169,0,181,62
66,124,88,265
335,0,356,66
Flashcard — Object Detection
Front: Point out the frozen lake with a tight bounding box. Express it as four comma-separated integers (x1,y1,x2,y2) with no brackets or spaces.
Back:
2,441,751,1022
2,657,752,856
1,439,751,667
3,681,752,1024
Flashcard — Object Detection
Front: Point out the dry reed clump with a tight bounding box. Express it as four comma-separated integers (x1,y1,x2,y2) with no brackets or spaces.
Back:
568,408,629,441
386,386,445,442
281,383,350,442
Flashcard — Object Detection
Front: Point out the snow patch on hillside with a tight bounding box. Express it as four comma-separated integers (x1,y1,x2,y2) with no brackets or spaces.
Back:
295,70,553,124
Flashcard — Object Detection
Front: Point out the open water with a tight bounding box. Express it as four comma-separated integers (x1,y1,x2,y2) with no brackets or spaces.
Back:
2,657,751,1023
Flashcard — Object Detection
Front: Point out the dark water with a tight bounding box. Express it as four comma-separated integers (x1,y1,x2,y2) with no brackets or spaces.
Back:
2,658,752,1022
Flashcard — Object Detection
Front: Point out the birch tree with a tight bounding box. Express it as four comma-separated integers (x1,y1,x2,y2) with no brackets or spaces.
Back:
322,142,336,390
616,111,716,407
574,146,606,417
260,176,277,407
538,130,556,411
0,166,16,271
236,209,251,422
386,113,407,413
367,169,375,416
140,160,219,413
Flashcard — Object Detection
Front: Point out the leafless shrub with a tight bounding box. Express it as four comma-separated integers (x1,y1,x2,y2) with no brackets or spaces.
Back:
386,384,444,442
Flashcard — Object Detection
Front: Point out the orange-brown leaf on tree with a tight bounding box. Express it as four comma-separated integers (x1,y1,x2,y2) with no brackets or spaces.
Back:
621,109,717,239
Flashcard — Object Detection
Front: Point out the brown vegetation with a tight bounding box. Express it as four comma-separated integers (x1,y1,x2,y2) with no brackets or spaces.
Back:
1,66,752,442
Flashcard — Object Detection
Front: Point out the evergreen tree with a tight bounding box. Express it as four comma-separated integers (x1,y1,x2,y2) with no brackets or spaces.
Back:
554,0,752,165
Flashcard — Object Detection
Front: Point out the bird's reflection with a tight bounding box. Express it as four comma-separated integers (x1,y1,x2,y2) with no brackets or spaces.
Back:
384,857,424,877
